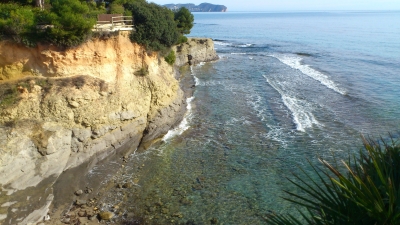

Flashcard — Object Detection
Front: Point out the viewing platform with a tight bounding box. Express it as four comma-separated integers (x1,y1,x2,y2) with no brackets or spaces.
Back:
93,14,134,32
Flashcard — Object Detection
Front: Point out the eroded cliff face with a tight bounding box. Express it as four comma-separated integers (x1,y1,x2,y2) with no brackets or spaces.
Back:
0,33,216,224
173,38,219,67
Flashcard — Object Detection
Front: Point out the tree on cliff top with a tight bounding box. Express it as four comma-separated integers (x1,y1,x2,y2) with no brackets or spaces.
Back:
44,0,95,47
0,0,99,47
126,2,180,52
174,7,193,35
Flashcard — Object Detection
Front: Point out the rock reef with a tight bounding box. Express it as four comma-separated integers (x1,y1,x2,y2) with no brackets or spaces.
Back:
174,38,219,67
0,33,217,224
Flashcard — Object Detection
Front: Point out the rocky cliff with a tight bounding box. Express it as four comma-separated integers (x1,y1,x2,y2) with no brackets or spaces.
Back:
0,33,217,224
173,38,219,67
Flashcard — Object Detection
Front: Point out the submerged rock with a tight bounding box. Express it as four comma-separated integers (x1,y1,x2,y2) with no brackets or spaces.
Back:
74,190,84,196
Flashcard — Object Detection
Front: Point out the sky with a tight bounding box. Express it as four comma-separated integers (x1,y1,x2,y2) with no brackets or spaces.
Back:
149,0,400,11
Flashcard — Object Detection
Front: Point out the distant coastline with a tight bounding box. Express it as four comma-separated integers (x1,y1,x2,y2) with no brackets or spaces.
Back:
164,3,227,12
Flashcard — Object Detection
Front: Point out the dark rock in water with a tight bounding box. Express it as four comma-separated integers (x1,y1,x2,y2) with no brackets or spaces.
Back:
75,189,84,196
85,187,93,193
122,182,132,188
99,211,114,220
295,52,313,57
186,220,196,225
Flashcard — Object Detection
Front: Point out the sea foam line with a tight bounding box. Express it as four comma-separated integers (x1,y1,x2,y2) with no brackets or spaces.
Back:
163,65,199,141
271,55,346,95
213,41,232,46
233,43,253,48
265,76,320,132
162,96,194,141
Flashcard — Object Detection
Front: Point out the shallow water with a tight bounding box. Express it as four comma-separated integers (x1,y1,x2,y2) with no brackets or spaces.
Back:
99,11,400,224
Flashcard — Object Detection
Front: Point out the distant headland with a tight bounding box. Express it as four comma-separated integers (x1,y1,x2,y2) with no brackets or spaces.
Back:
164,3,227,12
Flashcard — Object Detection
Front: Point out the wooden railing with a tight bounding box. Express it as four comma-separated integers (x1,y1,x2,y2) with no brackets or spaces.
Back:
94,15,134,32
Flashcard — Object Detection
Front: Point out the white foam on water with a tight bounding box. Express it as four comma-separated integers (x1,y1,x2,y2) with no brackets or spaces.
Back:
246,94,289,147
190,66,200,86
264,124,289,148
231,53,247,55
225,116,253,126
214,41,232,46
162,96,194,141
247,94,266,121
271,54,346,95
194,76,200,86
192,67,218,87
235,43,253,48
265,76,320,132
163,66,197,141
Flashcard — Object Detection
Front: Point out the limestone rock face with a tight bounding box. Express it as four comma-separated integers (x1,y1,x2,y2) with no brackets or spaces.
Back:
174,38,219,67
0,32,217,224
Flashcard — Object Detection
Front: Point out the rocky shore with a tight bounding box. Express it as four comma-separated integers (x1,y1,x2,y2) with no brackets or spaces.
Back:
0,33,217,225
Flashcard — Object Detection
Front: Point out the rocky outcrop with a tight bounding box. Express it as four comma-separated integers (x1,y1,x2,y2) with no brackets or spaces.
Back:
0,32,217,224
173,38,219,67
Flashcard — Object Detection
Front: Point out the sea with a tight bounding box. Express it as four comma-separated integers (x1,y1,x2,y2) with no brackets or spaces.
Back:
98,11,400,224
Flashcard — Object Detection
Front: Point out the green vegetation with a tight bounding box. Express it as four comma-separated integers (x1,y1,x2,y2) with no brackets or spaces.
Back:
267,136,400,225
109,2,125,14
127,2,179,52
0,84,19,108
0,0,103,47
0,0,194,51
164,50,176,65
174,7,194,35
126,1,193,52
134,66,148,76
45,0,96,47
176,35,188,44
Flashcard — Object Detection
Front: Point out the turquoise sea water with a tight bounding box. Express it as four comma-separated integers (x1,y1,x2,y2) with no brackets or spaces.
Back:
102,11,400,224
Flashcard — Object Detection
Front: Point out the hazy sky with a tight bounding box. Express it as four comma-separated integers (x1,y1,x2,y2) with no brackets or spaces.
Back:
149,0,400,11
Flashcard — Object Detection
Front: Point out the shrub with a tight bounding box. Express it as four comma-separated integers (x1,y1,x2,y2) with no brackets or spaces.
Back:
109,2,125,14
134,67,148,76
0,4,36,44
0,85,19,108
174,7,194,35
164,50,176,65
44,0,95,47
176,35,188,44
0,1,98,47
267,136,400,225
126,2,180,52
